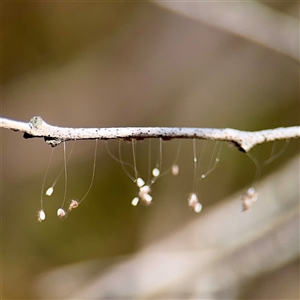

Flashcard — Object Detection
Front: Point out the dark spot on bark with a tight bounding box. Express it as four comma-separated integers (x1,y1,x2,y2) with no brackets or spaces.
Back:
231,140,246,153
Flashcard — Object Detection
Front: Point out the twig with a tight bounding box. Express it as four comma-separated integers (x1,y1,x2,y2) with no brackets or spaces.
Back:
1,116,299,152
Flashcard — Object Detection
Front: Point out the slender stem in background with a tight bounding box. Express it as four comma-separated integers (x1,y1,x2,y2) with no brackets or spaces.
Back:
61,142,68,209
40,148,54,209
79,139,98,204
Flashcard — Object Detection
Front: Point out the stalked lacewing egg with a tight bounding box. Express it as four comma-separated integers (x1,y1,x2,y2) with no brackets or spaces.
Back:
188,193,198,207
38,210,46,222
241,187,258,212
194,202,202,213
68,200,79,211
171,164,179,176
188,193,202,213
131,197,139,206
152,168,160,177
45,187,54,196
57,208,66,218
136,177,145,188
139,185,152,203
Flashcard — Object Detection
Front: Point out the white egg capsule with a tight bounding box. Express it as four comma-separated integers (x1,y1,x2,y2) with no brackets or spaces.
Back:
57,208,66,218
136,178,145,188
38,210,46,222
131,197,139,206
68,200,79,211
45,187,54,196
171,164,179,176
152,168,160,177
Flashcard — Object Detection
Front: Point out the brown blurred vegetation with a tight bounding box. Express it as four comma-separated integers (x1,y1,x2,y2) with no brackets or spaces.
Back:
1,2,299,299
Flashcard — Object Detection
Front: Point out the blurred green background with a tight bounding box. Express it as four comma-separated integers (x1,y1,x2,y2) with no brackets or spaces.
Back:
1,1,299,299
